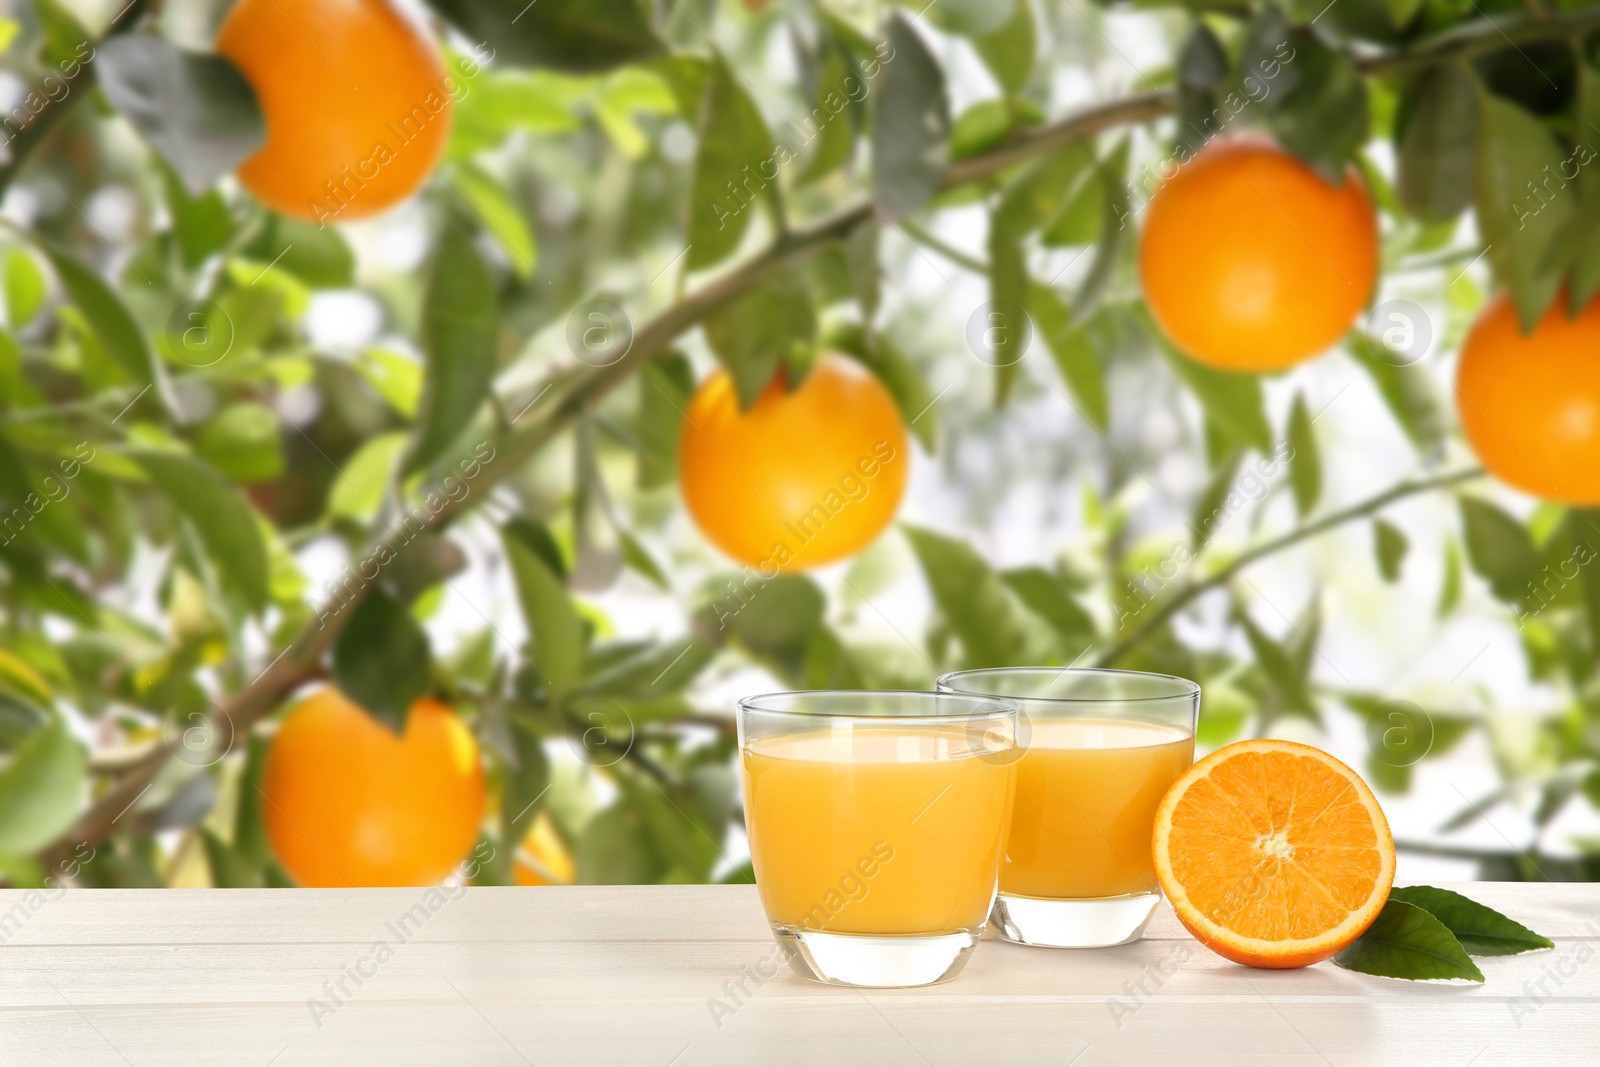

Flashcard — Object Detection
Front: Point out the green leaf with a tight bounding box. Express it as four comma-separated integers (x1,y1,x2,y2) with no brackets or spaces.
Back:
619,528,670,591
503,524,585,701
240,217,355,289
1374,519,1408,583
133,451,269,611
576,803,658,884
1075,139,1130,315
1240,613,1317,720
3,247,46,327
1242,11,1368,181
636,350,693,490
972,0,1035,97
0,716,87,854
328,431,408,524
1396,63,1478,223
43,243,159,392
1191,450,1243,548
423,0,662,73
1474,91,1571,330
996,143,1096,236
846,222,880,328
872,13,950,219
406,224,498,475
1001,566,1096,645
1383,0,1428,25
502,719,551,846
915,0,1014,36
1437,536,1463,617
1158,342,1273,454
446,163,537,279
794,23,862,185
1030,285,1108,433
904,524,1028,668
1347,341,1447,456
195,402,283,484
33,0,90,71
1570,65,1600,310
687,57,778,271
702,270,815,410
1286,393,1321,519
1173,22,1229,156
1459,496,1538,603
571,418,623,592
1334,900,1485,982
951,100,1013,160
826,323,937,452
161,167,231,270
989,205,1029,407
96,37,264,196
712,574,826,680
332,589,431,731
1572,510,1600,656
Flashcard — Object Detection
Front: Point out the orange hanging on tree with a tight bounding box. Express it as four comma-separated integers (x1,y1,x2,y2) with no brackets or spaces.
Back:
217,0,453,224
1139,137,1379,372
260,687,485,887
679,355,909,573
1456,292,1600,505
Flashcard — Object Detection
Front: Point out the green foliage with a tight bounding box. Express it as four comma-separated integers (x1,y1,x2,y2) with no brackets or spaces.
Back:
2,0,1599,892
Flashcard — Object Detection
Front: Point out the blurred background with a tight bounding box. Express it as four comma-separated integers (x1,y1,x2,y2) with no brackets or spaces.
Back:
1,0,1598,894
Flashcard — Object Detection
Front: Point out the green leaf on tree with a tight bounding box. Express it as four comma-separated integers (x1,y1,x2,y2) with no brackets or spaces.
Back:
0,716,87,855
423,0,662,73
1459,496,1538,603
871,13,950,218
133,451,269,611
406,223,498,475
1286,393,1321,519
96,37,264,196
1374,519,1409,582
687,57,778,271
331,588,431,731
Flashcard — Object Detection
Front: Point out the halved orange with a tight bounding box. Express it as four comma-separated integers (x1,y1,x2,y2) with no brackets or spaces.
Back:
1152,739,1395,968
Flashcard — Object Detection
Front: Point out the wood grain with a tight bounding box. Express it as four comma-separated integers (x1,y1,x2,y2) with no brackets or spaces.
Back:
0,882,1593,1065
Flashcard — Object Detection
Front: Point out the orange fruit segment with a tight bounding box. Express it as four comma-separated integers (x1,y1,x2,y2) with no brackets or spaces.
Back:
1152,739,1394,968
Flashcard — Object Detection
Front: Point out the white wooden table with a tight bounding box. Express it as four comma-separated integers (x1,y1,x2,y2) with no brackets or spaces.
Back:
0,882,1593,1065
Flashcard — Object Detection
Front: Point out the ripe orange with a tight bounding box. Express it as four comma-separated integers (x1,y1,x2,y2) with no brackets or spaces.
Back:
217,0,452,224
679,354,909,571
1152,739,1395,969
1456,292,1600,504
261,687,485,887
1139,138,1379,372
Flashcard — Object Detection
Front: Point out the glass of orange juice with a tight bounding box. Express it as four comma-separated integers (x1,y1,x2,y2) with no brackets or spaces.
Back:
737,690,1019,987
936,668,1199,948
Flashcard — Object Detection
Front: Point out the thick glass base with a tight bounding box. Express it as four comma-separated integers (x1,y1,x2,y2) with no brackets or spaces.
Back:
991,890,1161,948
770,924,984,988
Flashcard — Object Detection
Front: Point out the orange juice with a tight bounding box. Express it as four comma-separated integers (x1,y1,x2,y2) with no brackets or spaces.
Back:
1004,719,1193,898
742,725,1014,935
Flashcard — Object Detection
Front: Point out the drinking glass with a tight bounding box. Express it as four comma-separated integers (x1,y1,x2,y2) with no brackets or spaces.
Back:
737,690,1019,987
936,668,1199,948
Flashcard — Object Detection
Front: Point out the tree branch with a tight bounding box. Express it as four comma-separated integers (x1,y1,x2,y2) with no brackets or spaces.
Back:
1095,467,1485,667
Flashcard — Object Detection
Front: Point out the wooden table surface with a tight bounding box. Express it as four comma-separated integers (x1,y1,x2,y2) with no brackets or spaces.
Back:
0,882,1593,1065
